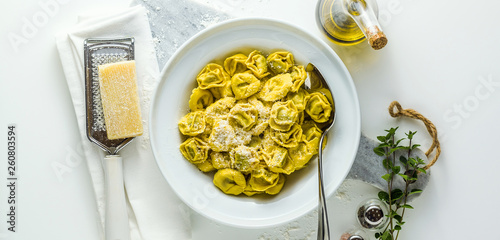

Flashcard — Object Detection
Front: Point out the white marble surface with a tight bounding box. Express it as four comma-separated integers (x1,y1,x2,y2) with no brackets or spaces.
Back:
1,0,500,239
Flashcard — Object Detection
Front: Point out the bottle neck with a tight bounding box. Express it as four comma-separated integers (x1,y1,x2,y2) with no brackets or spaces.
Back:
342,0,387,49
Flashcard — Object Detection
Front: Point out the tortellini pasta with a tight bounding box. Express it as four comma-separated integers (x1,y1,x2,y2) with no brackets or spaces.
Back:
189,88,214,111
245,50,269,79
178,111,206,136
305,92,333,123
264,174,286,195
286,88,309,111
290,65,307,92
213,169,246,195
258,73,293,102
224,53,248,76
178,49,334,197
248,167,280,191
270,123,303,148
209,80,234,99
262,147,295,175
288,140,317,170
210,152,232,169
229,103,258,130
267,51,294,74
231,146,260,174
196,63,230,89
205,97,236,124
269,100,299,132
179,137,209,164
231,72,261,99
208,119,236,152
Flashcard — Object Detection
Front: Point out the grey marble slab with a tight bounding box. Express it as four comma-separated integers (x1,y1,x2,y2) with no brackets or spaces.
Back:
133,0,230,68
348,134,430,202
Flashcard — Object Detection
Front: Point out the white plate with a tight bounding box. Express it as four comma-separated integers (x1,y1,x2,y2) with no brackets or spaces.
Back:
149,18,360,228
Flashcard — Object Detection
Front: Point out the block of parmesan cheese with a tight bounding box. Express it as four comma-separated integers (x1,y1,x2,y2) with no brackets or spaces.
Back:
98,60,143,140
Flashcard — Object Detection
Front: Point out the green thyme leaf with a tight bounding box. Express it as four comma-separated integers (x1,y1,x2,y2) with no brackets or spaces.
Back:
374,147,386,156
401,204,414,209
409,189,423,195
398,173,409,181
378,191,389,202
399,156,408,165
382,173,392,181
392,166,401,174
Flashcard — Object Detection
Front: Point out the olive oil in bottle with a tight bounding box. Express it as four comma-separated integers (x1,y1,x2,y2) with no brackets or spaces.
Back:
316,0,387,49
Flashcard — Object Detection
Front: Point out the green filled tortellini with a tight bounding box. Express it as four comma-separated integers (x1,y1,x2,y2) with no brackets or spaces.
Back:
290,65,307,92
231,72,261,99
196,63,230,89
247,135,263,149
286,88,309,111
224,53,248,76
270,123,303,148
301,121,323,155
269,100,299,132
305,92,333,123
180,137,209,164
205,97,236,122
265,174,286,195
208,120,236,152
262,147,295,175
229,103,258,130
231,146,260,174
247,96,270,136
213,169,246,195
302,122,323,142
243,184,262,196
288,140,316,170
210,152,232,169
248,167,280,191
209,80,234,99
179,49,332,197
246,50,270,79
188,88,214,111
258,73,293,102
178,111,206,136
267,51,294,74
196,158,216,172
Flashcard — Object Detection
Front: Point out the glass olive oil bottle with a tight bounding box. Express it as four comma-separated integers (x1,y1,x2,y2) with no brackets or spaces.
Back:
317,0,387,49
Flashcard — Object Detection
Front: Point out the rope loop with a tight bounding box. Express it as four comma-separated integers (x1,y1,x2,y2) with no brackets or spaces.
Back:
388,101,440,170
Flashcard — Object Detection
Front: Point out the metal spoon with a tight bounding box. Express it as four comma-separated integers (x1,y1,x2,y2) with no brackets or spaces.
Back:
304,63,336,240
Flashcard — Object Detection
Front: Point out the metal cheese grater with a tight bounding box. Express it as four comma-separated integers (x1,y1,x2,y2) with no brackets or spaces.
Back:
84,37,135,154
84,37,135,240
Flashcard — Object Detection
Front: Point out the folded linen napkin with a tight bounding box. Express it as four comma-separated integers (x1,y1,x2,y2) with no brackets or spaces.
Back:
55,6,190,240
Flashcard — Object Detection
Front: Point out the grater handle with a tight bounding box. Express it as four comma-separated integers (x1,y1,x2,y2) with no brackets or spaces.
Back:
104,155,131,240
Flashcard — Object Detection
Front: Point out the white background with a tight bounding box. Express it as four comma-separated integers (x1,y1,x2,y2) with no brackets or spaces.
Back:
1,0,500,239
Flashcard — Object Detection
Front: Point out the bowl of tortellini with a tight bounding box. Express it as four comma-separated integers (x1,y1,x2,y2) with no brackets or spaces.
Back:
150,18,361,228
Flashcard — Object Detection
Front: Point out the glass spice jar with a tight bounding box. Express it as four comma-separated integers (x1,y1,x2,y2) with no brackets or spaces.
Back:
356,198,389,230
339,229,369,240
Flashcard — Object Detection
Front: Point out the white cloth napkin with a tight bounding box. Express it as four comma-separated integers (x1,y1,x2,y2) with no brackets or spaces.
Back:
55,5,191,240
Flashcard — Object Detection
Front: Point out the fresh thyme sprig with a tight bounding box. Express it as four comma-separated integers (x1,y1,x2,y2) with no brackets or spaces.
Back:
373,127,427,240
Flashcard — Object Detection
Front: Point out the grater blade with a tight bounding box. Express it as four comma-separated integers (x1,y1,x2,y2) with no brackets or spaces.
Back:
84,38,135,155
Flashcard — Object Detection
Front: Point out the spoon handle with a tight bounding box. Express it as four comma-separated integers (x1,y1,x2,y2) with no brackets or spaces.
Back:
317,133,330,240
